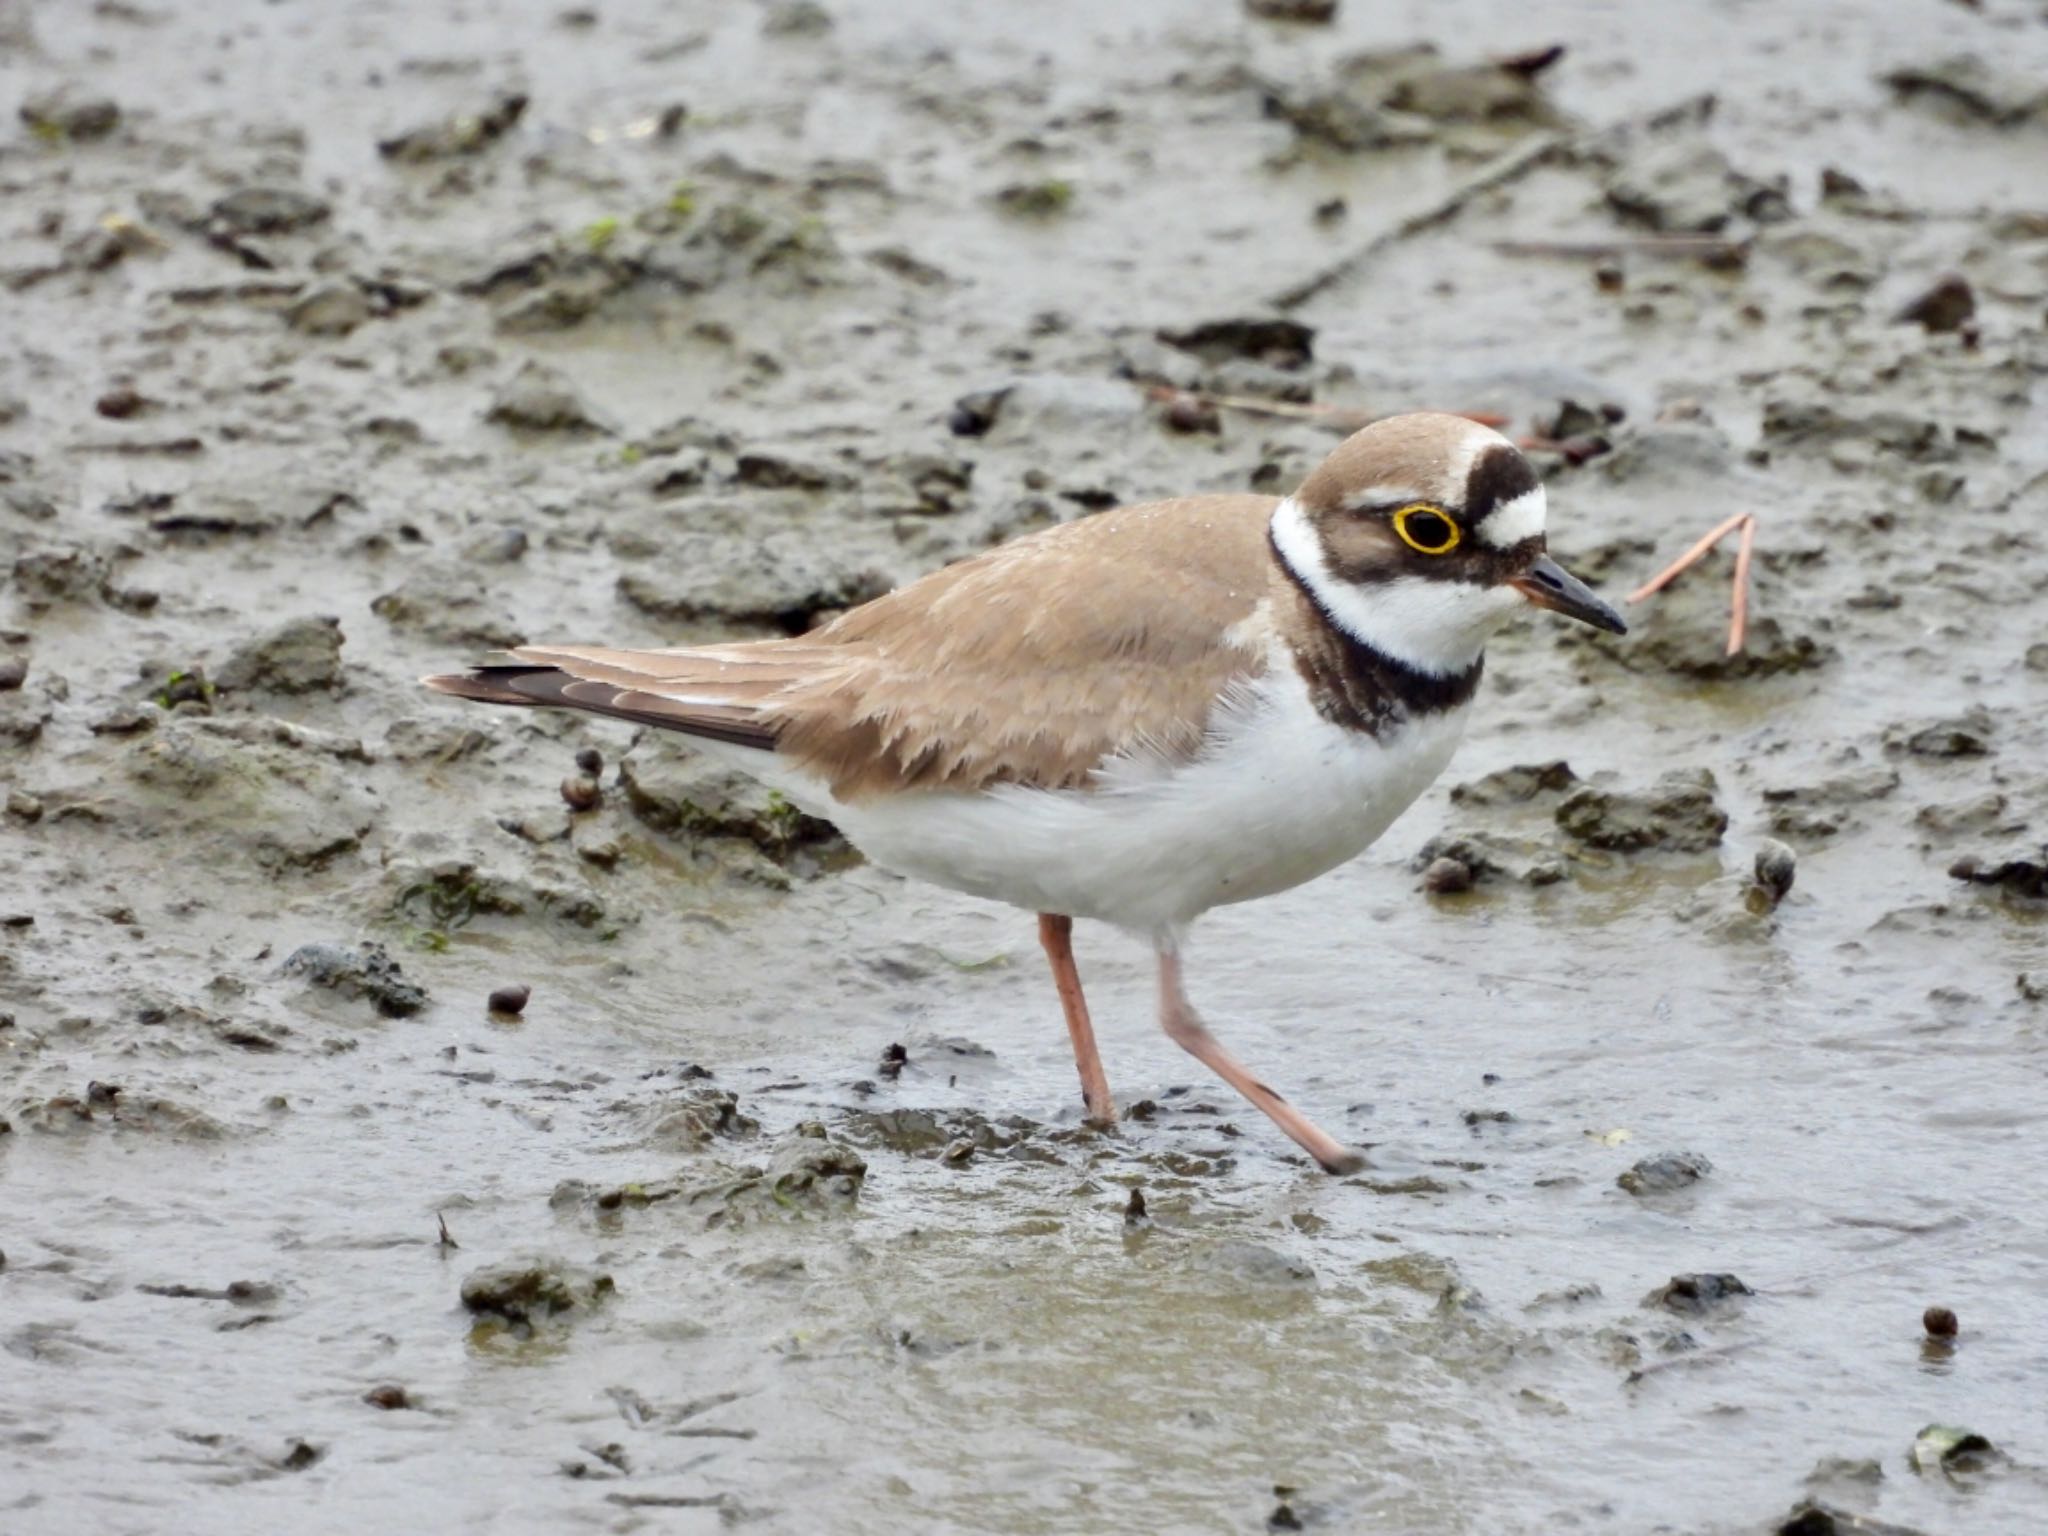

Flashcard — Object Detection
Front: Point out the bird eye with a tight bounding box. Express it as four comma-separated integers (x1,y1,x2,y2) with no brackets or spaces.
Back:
1392,504,1461,555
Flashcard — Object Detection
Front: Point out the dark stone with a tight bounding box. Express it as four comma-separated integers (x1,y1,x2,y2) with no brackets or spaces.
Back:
1753,839,1797,903
1247,0,1336,21
488,984,531,1016
1422,855,1474,895
1618,1151,1712,1195
1776,1502,1925,1536
1647,1272,1751,1314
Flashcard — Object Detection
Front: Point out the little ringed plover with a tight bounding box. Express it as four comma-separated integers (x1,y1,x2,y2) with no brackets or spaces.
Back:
426,411,1626,1173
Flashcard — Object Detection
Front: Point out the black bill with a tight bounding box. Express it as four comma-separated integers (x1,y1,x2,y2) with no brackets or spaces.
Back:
1511,554,1628,635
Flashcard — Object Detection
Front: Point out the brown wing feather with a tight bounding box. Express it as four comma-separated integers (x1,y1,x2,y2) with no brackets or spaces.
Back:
423,494,1281,798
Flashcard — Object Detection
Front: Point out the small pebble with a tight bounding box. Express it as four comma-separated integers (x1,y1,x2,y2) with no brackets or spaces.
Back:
560,774,600,811
574,747,603,776
1894,273,1974,334
95,386,146,419
364,1384,413,1410
0,656,28,691
488,983,531,1016
1422,855,1474,895
1164,395,1220,434
1923,1305,1958,1338
1754,839,1797,903
1246,0,1336,21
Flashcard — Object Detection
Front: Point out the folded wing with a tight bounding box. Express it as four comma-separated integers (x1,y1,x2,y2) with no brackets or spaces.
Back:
423,494,1280,799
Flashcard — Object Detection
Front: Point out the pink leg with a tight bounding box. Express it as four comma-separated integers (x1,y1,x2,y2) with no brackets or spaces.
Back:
1039,914,1115,1125
1156,947,1363,1175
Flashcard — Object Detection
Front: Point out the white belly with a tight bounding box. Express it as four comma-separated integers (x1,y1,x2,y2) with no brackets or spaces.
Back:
722,666,1472,938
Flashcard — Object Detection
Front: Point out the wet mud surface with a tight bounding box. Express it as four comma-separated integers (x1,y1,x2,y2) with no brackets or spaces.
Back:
4,2,2048,1532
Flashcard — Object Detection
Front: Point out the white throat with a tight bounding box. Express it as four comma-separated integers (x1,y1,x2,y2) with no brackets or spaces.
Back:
1269,497,1526,677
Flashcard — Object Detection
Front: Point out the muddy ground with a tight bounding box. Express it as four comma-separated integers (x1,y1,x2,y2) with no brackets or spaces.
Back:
4,1,2047,1532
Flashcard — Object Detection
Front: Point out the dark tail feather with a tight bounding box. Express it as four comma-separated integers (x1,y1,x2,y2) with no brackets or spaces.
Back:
421,665,779,751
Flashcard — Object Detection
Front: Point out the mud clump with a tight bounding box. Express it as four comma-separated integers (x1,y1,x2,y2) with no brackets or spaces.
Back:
1603,140,1791,233
842,1107,1065,1165
633,1086,759,1150
20,91,120,141
1647,1272,1752,1314
15,1089,226,1139
280,942,428,1017
1185,1240,1316,1289
1885,55,2048,127
1264,43,1560,156
215,616,345,696
209,187,331,236
613,532,891,631
619,739,843,862
1889,709,1993,759
486,361,614,436
1762,768,1899,841
1556,769,1728,853
572,1134,866,1225
1449,760,1578,807
372,572,527,649
460,1259,614,1337
1947,848,2048,902
1412,831,1569,888
386,859,613,936
378,91,528,162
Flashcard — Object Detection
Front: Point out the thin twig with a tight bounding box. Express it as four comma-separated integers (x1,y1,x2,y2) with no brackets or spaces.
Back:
1728,513,1756,655
1145,384,1507,432
1625,511,1750,603
1270,132,1567,310
1492,235,1749,264
1625,1341,1758,1385
1626,511,1759,656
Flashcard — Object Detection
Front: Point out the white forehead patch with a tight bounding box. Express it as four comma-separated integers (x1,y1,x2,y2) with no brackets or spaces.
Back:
1269,497,1526,677
1478,484,1547,549
1339,485,1427,513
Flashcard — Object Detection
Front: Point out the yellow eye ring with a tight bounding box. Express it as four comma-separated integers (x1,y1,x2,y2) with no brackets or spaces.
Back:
1392,504,1462,555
